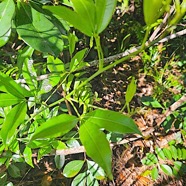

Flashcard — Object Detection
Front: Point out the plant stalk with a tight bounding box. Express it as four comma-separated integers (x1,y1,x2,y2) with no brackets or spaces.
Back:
94,34,104,69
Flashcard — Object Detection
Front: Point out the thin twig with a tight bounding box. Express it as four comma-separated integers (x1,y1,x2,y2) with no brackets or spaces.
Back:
149,6,175,42
31,130,181,157
16,28,186,84
156,94,186,126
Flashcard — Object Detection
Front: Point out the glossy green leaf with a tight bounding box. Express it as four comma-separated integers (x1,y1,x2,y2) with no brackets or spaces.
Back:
23,146,34,167
63,160,84,178
182,148,186,160
71,172,87,186
151,167,158,180
177,148,183,160
163,148,172,160
39,78,53,94
38,146,52,161
68,32,77,56
16,2,64,56
173,161,182,177
52,140,67,150
6,182,14,186
95,0,117,33
86,172,99,186
70,48,88,71
9,140,19,154
30,114,78,140
47,55,65,73
143,0,164,26
1,102,27,145
125,77,136,104
20,47,37,93
0,0,15,42
79,123,113,180
160,164,173,176
55,154,65,170
87,160,106,180
27,139,51,149
44,5,93,36
170,145,178,160
71,171,99,186
0,72,33,98
0,93,24,107
0,29,11,47
83,109,141,135
142,153,158,166
17,46,33,74
71,0,95,33
44,0,117,36
155,147,166,160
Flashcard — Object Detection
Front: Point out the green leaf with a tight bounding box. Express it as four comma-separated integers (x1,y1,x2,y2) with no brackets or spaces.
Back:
182,148,186,160
44,0,116,36
83,109,141,135
141,96,163,108
173,161,182,177
143,0,165,26
51,140,67,150
1,102,27,146
7,164,21,178
151,167,158,180
95,0,117,33
0,0,15,43
70,48,88,71
20,47,37,93
30,114,78,140
125,77,136,104
170,145,178,160
0,72,33,98
87,160,106,180
6,182,14,186
160,164,173,176
0,29,11,48
38,146,52,161
17,46,34,74
55,154,65,170
47,55,65,73
79,123,113,180
0,93,24,107
16,2,64,56
27,139,51,149
163,148,172,160
23,146,34,167
71,172,87,186
63,160,84,178
71,0,95,33
86,172,99,186
177,148,183,160
44,5,93,36
68,32,77,56
155,147,166,160
142,153,158,166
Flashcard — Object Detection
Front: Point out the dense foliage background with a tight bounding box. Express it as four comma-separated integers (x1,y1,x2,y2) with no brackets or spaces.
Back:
0,0,186,185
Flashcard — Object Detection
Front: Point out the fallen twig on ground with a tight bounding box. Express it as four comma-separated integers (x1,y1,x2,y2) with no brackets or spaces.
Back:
156,94,186,126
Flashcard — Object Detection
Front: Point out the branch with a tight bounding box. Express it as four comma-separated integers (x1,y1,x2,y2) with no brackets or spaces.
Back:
30,130,181,157
149,6,175,42
156,94,186,126
16,28,186,84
